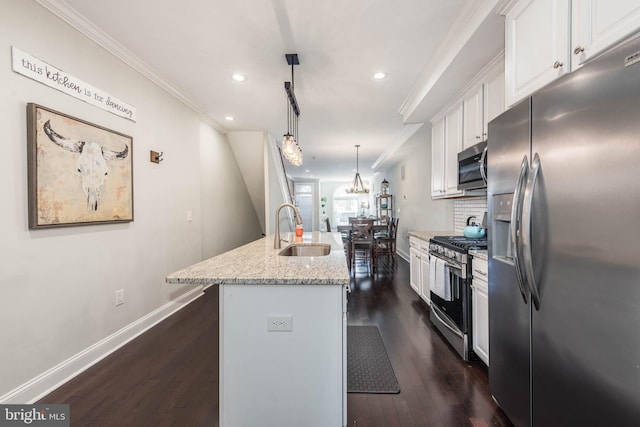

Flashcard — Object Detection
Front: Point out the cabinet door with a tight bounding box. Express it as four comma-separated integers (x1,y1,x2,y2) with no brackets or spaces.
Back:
431,117,446,198
572,0,640,69
463,86,484,149
483,70,505,138
505,0,571,107
444,104,463,196
409,247,421,294
419,252,430,304
472,280,490,365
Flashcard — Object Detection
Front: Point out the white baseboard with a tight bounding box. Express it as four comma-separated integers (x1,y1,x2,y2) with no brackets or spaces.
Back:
397,248,409,262
0,286,205,404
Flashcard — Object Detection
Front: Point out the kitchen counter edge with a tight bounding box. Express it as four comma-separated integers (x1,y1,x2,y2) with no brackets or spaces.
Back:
165,231,350,286
408,230,457,241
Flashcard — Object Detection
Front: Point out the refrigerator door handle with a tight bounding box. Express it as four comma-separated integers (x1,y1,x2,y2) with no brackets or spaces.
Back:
521,153,541,310
479,146,488,185
510,156,529,303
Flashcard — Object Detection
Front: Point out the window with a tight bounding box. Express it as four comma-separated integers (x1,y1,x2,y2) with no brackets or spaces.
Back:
332,186,358,225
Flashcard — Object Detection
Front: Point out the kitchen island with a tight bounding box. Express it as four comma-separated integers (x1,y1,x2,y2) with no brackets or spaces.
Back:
166,231,350,427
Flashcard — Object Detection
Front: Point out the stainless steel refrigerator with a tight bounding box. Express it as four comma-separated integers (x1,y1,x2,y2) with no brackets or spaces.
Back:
487,34,640,427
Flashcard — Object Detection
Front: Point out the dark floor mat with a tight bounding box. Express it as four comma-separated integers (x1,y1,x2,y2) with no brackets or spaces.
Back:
347,325,400,394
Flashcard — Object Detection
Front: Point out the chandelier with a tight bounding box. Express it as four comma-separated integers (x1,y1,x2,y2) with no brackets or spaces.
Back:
346,144,369,193
282,53,303,166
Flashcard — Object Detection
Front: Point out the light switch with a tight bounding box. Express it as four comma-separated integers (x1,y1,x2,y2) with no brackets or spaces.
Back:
187,211,193,222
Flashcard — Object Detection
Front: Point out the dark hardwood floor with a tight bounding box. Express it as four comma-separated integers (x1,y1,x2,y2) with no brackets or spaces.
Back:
41,256,513,427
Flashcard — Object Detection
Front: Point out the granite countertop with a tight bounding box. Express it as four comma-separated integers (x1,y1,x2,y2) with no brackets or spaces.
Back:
166,231,350,286
408,230,457,241
469,249,488,260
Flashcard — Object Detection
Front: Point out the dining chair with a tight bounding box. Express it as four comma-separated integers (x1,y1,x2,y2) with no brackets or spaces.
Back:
374,217,399,270
349,218,375,275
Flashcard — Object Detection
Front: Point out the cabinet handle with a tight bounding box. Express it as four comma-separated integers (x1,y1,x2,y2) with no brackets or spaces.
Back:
573,46,585,55
476,135,481,139
553,61,563,69
474,269,487,276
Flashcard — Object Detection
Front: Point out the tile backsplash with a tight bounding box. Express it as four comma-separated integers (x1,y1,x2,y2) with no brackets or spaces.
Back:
453,197,487,234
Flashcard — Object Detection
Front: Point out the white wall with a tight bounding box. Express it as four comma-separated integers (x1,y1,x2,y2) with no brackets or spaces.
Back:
227,131,267,234
200,125,263,259
379,125,454,258
0,0,260,399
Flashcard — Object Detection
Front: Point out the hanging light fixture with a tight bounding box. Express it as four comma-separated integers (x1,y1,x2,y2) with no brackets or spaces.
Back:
282,53,303,166
346,145,369,193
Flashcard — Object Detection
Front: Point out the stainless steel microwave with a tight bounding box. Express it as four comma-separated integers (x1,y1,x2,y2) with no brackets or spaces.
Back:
457,141,487,190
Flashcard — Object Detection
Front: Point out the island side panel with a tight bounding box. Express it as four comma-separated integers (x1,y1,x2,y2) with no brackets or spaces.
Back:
219,284,344,427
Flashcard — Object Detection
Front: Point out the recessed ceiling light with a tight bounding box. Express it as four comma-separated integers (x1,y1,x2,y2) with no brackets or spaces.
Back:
372,72,387,80
305,170,310,173
231,74,247,82
224,116,235,121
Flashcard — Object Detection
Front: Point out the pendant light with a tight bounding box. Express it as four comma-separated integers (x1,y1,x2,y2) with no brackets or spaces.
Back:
346,145,369,193
282,53,303,166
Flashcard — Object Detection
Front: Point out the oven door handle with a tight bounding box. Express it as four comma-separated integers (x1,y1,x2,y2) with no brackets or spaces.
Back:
430,305,464,339
429,252,464,279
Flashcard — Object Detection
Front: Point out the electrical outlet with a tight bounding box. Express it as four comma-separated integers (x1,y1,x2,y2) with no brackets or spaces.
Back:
267,315,293,332
115,289,124,306
187,210,193,222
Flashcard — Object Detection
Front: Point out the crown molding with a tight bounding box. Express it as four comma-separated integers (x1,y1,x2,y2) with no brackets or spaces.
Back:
398,0,503,122
34,0,227,134
371,123,424,171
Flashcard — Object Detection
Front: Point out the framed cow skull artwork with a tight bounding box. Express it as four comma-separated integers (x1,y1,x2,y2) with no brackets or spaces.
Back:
27,103,134,228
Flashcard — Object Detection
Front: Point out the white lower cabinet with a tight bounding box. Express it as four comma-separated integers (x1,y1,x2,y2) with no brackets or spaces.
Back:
409,236,420,295
418,247,431,304
472,257,489,365
409,244,421,294
409,237,432,304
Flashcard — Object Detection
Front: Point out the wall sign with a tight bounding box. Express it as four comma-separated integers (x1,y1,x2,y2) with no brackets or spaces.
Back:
12,47,136,121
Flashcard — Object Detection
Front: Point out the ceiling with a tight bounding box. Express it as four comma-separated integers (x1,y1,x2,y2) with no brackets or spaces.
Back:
43,0,502,182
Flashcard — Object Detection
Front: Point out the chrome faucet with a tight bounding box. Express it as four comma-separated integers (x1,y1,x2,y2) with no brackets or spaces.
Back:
274,203,303,249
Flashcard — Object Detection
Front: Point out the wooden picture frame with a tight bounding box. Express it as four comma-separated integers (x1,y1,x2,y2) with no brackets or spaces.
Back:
27,103,134,229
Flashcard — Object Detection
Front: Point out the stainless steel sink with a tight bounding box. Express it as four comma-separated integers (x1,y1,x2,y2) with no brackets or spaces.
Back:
278,243,331,257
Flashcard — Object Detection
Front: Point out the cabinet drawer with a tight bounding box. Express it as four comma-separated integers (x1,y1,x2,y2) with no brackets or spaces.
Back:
410,236,430,250
472,258,488,283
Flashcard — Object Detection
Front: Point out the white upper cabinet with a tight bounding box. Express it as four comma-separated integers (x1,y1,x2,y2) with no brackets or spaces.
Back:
504,0,571,107
431,54,504,199
444,104,463,197
431,104,463,199
462,86,484,150
504,0,640,107
483,70,505,133
462,65,506,149
572,0,640,69
431,117,446,198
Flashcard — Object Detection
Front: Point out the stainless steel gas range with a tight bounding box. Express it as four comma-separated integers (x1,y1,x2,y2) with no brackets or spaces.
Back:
428,235,487,361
